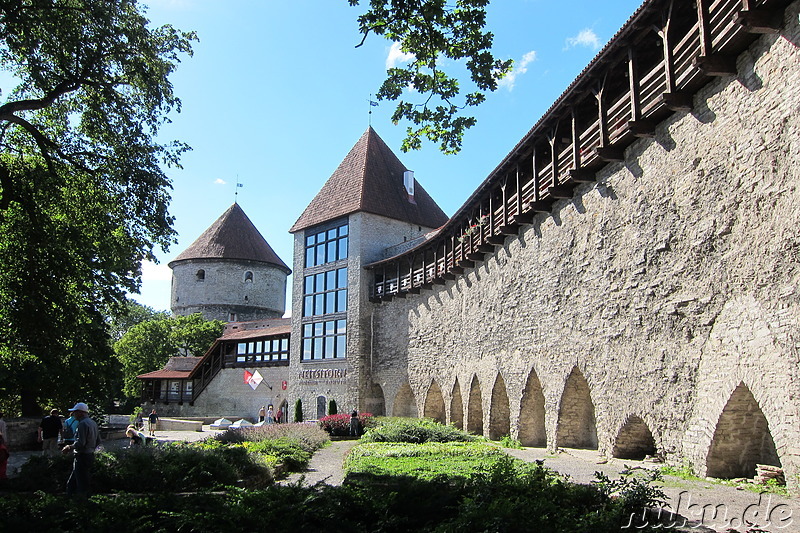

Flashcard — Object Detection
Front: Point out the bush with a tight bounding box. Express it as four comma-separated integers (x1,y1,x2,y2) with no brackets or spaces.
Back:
214,422,329,452
245,438,311,472
328,399,337,415
361,417,475,444
294,398,303,422
318,413,375,436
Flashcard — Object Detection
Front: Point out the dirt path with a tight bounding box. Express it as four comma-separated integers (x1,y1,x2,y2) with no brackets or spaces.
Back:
278,439,358,487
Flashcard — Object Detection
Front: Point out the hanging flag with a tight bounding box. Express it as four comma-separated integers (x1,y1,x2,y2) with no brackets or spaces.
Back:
369,100,379,107
248,370,263,391
237,183,244,188
243,370,253,384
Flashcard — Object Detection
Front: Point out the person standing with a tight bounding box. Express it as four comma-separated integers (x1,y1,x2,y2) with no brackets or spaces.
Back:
0,411,6,443
134,411,144,430
63,412,79,448
148,409,158,436
63,402,101,498
258,405,266,422
266,405,274,424
38,409,63,457
350,409,360,437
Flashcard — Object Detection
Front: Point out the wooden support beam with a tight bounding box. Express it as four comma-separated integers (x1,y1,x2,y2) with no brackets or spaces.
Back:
407,287,420,294
499,222,520,235
433,277,447,285
549,183,576,199
513,212,535,225
627,119,656,138
569,169,596,183
594,146,625,162
487,235,507,245
660,91,693,111
694,54,737,76
457,260,475,269
450,265,465,275
735,9,782,34
466,252,484,261
442,272,456,280
394,292,406,299
529,199,555,213
382,294,394,302
478,244,496,253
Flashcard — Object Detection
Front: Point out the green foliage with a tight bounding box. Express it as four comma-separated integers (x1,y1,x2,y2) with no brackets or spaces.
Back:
345,441,508,482
294,398,303,423
361,417,476,444
244,438,311,472
327,399,337,416
213,422,329,454
0,0,195,415
500,435,523,449
348,0,511,154
114,313,223,398
107,300,170,344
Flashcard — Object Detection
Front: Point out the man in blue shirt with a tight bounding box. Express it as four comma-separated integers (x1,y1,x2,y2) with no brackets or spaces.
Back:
62,402,101,498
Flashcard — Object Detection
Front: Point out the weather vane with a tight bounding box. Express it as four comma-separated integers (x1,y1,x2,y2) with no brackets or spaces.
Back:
368,94,378,125
234,176,243,203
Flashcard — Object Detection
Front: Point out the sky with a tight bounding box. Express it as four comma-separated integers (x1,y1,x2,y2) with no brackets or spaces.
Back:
135,0,644,312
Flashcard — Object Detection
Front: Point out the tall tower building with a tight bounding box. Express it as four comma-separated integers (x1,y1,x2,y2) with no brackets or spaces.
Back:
288,127,448,418
169,203,291,322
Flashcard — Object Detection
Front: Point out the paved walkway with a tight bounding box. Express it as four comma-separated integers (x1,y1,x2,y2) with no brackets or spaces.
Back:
279,439,358,487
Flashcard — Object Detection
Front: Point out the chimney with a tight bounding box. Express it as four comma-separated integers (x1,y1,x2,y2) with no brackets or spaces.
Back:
404,170,416,203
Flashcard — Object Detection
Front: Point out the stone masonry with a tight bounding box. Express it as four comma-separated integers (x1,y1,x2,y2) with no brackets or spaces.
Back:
368,3,800,490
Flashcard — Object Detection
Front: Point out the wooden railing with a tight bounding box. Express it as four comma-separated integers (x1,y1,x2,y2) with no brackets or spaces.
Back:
367,0,790,301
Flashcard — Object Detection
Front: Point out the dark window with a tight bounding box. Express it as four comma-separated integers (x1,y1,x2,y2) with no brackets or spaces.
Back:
196,269,205,281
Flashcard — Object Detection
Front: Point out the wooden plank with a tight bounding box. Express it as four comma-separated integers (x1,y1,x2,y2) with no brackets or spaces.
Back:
735,9,782,33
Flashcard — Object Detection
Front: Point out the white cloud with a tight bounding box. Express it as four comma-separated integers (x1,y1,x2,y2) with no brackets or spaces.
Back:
498,50,537,91
140,260,172,282
386,42,415,70
565,29,601,51
214,178,227,185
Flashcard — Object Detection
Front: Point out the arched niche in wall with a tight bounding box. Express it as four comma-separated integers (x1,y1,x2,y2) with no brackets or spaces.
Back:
423,379,446,424
519,369,546,447
393,382,417,418
612,415,657,460
450,379,464,429
467,375,484,435
556,367,598,450
488,373,510,440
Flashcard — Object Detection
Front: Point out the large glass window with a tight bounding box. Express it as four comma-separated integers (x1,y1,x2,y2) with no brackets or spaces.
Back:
305,223,348,268
302,319,346,360
303,267,347,317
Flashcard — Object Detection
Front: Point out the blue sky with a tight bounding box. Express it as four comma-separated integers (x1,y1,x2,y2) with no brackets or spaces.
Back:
136,0,643,312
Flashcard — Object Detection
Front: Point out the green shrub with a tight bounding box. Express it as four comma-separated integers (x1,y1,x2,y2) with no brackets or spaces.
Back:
500,435,523,449
361,417,475,444
214,422,329,452
328,399,337,415
244,438,311,472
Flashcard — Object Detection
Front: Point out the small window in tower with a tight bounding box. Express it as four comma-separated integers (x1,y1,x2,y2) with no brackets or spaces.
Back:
244,271,253,282
196,269,205,281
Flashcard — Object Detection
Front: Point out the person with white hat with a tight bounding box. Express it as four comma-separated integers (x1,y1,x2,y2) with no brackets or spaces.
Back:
62,402,101,498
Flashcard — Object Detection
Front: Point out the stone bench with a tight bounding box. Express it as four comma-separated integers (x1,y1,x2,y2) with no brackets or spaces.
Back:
155,418,203,432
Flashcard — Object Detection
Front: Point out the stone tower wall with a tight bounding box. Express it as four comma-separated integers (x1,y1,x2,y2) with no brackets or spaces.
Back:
171,258,287,321
370,4,800,489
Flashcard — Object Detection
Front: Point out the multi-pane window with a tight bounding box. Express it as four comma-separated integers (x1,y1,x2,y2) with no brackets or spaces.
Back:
302,319,346,361
303,267,347,316
235,337,290,363
305,223,348,268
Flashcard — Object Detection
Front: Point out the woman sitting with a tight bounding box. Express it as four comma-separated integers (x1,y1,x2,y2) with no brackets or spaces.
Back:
126,425,152,446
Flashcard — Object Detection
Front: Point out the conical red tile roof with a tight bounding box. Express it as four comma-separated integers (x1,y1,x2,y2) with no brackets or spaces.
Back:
289,127,448,233
170,203,289,272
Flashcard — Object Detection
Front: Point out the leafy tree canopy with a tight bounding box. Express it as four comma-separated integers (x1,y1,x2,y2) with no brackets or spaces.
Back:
349,0,511,154
107,299,170,344
114,313,224,398
0,0,195,415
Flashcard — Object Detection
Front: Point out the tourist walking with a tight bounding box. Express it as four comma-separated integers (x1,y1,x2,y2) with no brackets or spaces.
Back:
38,409,63,457
63,412,79,448
63,402,101,498
350,410,360,437
258,405,266,422
148,409,159,436
266,405,274,424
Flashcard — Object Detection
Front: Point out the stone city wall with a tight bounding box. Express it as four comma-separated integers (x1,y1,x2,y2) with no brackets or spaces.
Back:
370,3,800,489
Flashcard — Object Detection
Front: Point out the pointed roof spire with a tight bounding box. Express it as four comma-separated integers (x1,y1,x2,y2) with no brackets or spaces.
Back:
170,203,290,272
289,127,448,233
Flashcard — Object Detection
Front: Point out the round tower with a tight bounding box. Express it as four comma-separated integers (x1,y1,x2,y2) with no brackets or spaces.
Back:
169,203,290,322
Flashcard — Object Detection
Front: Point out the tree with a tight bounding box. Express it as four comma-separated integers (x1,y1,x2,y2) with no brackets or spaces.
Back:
114,313,223,399
349,0,510,154
0,1,194,415
294,399,304,423
107,299,170,344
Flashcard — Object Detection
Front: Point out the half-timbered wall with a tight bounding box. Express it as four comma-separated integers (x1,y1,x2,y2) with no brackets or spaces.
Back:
369,0,800,489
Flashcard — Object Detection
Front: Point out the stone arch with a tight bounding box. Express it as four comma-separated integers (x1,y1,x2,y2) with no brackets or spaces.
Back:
488,373,511,440
365,382,385,416
705,383,780,478
466,375,483,435
393,382,417,418
450,379,464,429
556,367,598,449
612,415,657,459
424,380,446,424
519,369,546,447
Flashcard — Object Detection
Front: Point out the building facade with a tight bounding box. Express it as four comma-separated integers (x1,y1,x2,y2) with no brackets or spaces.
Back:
142,0,800,490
